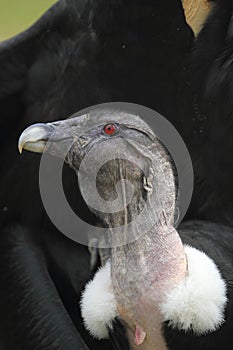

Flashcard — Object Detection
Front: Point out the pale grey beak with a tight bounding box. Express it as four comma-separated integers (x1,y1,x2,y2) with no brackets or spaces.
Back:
18,123,55,154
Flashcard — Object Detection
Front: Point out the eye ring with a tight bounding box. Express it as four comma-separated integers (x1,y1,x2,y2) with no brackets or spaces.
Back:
103,123,117,136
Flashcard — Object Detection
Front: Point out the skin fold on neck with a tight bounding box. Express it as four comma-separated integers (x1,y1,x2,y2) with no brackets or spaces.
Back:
111,226,187,349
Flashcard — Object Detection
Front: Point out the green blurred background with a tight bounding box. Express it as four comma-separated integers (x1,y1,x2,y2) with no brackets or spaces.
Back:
0,0,57,41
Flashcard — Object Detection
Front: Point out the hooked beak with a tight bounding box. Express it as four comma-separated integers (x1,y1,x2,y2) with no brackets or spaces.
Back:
18,116,90,162
18,123,55,154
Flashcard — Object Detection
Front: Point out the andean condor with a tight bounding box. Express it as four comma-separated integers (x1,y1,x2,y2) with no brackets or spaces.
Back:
18,108,233,349
1,0,233,349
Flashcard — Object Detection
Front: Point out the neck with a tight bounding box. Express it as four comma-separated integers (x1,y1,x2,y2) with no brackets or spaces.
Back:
111,225,187,349
96,139,186,348
111,225,187,302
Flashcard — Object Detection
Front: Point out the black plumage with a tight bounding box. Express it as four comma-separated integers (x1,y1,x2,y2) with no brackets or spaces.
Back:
0,225,90,350
187,0,233,225
1,0,233,349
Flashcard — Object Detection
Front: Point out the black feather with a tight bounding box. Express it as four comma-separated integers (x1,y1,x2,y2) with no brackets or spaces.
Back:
108,320,130,350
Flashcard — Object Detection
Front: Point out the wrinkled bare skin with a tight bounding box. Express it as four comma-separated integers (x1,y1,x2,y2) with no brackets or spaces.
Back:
108,144,187,349
124,308,167,350
182,0,214,36
112,228,187,349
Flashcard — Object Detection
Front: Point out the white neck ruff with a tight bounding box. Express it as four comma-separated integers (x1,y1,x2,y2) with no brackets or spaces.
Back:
80,245,227,339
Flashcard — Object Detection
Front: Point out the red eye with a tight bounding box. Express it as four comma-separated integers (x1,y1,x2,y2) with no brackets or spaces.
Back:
103,124,117,135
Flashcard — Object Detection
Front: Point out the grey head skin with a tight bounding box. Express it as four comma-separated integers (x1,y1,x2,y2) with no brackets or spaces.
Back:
19,109,187,350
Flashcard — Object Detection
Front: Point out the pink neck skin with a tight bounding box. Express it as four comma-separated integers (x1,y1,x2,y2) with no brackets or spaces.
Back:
111,226,187,350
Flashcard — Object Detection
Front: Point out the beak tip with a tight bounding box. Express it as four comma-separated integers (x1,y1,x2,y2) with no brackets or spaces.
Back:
18,136,25,154
18,139,23,154
18,143,23,154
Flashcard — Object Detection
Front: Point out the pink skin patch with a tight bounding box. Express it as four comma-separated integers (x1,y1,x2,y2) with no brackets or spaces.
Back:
134,325,146,346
